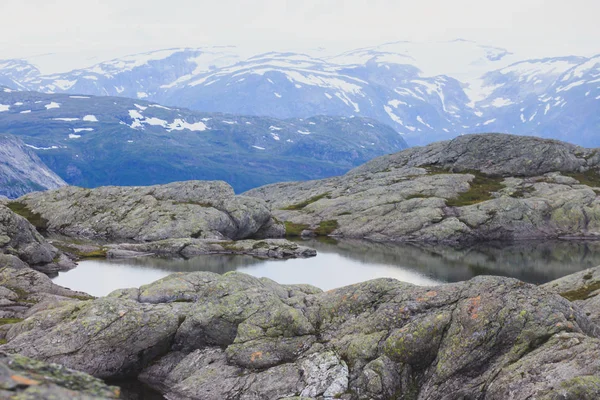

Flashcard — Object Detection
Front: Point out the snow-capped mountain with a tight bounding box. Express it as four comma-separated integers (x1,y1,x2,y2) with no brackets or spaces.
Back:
0,87,407,192
1,40,598,146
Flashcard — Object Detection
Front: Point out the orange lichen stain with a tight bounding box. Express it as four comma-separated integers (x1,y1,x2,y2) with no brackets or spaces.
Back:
467,296,481,319
250,351,263,362
11,375,40,386
426,291,437,297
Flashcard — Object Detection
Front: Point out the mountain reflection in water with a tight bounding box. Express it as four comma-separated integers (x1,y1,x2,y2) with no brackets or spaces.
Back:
52,239,600,297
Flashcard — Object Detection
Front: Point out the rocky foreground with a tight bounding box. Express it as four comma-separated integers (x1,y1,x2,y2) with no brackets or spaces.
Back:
0,261,598,399
247,134,600,242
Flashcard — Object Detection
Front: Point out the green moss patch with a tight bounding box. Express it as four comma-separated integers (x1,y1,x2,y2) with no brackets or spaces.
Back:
0,318,23,326
284,222,310,237
446,172,505,207
280,192,331,210
315,220,339,236
54,244,108,259
560,280,600,302
6,202,48,230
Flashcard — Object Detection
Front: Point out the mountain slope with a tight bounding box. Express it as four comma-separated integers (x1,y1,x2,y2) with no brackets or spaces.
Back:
1,41,598,146
0,88,407,192
0,134,66,198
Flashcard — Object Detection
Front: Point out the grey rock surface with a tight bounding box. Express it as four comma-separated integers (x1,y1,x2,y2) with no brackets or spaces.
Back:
246,134,600,242
0,134,66,199
0,351,120,399
0,205,75,273
12,180,284,242
0,258,92,332
2,270,600,399
543,265,600,327
108,238,316,259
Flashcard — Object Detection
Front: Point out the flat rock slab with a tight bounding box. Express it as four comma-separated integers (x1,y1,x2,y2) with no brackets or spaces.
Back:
108,238,316,259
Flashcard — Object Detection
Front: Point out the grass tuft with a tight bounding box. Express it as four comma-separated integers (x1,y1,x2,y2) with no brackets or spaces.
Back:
446,172,505,207
281,193,331,210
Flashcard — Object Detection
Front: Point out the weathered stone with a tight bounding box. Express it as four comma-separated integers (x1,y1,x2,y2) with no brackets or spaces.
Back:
107,238,316,259
0,351,119,399
2,271,599,399
543,266,600,329
245,134,600,242
0,205,75,273
12,180,284,242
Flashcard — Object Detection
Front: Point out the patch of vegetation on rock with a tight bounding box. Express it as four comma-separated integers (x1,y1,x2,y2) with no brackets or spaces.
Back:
560,280,600,301
405,193,433,200
446,172,505,207
0,318,23,326
565,170,600,188
510,186,535,198
281,193,331,210
315,220,339,236
6,201,48,230
53,243,108,259
284,222,310,236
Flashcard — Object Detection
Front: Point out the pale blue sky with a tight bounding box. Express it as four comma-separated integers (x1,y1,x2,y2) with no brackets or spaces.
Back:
1,0,598,72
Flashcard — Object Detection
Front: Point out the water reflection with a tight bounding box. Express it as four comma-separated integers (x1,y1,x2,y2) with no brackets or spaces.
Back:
52,239,600,297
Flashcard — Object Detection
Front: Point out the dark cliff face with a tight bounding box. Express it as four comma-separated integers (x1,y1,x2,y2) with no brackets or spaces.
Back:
0,134,66,199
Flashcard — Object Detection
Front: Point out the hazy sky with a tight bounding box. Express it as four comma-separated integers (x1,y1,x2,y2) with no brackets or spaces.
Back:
1,0,598,72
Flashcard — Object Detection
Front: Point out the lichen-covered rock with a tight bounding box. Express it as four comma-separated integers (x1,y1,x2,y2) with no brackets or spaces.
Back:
0,259,93,340
245,134,600,242
0,205,75,273
2,271,600,399
0,351,119,399
11,180,284,242
543,266,600,329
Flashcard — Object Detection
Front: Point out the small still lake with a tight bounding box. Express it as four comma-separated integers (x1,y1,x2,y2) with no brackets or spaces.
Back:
53,238,600,297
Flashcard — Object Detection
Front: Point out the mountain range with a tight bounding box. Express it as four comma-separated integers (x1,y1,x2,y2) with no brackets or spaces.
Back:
0,87,407,193
1,40,598,146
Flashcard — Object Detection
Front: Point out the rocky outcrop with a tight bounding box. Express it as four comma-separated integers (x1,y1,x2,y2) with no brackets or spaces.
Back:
0,204,75,273
11,180,284,242
2,270,600,399
107,238,316,259
0,134,66,199
543,266,600,327
246,134,600,242
0,351,119,399
0,255,93,345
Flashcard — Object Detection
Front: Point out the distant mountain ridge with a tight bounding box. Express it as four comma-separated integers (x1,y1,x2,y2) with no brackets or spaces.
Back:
1,40,598,146
0,87,407,192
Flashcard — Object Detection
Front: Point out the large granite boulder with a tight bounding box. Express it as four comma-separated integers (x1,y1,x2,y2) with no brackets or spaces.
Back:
10,180,284,242
0,205,74,273
246,134,600,242
2,271,600,399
